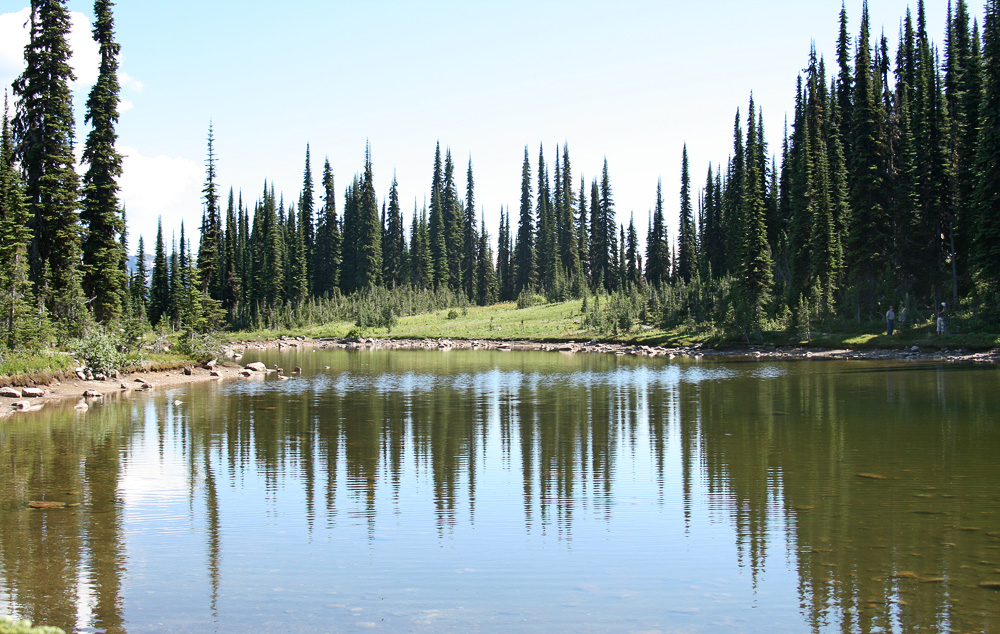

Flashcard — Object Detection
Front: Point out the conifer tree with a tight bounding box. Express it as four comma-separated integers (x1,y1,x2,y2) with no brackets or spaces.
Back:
462,157,478,301
476,211,498,306
409,202,433,289
646,179,668,285
299,144,315,287
260,183,285,305
440,149,463,292
496,208,513,301
535,144,557,292
80,0,125,324
836,1,854,169
130,235,147,321
383,175,405,287
197,124,221,298
148,219,169,326
576,177,590,286
514,147,536,294
14,0,85,331
737,96,774,335
285,201,308,304
558,144,582,290
314,158,340,296
356,144,382,289
221,189,239,313
677,145,697,283
588,179,603,288
598,160,618,290
847,2,892,311
625,214,640,286
0,96,35,350
723,111,746,275
974,0,1000,288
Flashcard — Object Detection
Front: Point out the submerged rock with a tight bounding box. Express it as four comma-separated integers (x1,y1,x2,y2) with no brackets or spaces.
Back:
28,501,67,509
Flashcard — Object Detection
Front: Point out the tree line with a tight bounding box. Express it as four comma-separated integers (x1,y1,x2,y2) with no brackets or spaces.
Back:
2,0,999,352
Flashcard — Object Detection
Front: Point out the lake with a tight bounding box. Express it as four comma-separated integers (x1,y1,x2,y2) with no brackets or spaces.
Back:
2,348,999,633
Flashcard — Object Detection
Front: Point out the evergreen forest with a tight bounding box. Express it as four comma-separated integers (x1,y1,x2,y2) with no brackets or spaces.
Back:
2,0,1000,359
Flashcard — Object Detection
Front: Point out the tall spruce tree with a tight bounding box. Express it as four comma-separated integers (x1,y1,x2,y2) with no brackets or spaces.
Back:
1,95,35,349
646,178,668,285
299,144,315,288
514,147,536,294
737,96,774,335
221,188,239,312
130,234,147,321
462,157,478,301
148,219,169,326
383,175,405,287
356,144,382,289
197,124,221,297
80,0,125,324
677,144,697,283
975,0,1000,289
476,211,498,306
847,2,892,312
314,158,340,296
14,0,85,332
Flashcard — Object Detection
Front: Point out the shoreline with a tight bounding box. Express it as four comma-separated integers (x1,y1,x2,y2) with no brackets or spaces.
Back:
3,337,999,418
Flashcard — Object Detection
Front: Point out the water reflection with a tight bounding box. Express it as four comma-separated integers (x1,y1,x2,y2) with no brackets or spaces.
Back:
1,351,999,633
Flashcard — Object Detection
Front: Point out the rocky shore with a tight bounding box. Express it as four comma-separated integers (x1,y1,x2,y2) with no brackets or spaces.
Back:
242,335,1000,364
3,337,998,418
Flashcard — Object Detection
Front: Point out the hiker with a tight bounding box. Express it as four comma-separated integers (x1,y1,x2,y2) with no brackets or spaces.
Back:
885,306,896,335
936,302,946,335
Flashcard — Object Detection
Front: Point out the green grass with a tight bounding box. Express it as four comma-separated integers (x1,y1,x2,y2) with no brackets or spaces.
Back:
0,351,76,377
223,300,1000,351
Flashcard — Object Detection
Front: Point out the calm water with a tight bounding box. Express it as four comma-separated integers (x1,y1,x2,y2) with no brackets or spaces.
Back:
2,349,999,634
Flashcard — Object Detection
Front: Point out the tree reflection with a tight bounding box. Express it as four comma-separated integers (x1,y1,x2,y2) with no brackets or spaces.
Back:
2,353,999,633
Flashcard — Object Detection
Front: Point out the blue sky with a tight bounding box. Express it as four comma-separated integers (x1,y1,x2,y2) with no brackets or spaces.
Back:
0,0,975,252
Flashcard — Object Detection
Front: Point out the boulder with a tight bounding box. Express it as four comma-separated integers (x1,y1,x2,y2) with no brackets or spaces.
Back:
203,358,218,370
210,370,222,377
75,367,88,380
246,362,267,373
0,386,21,398
21,387,44,398
239,369,253,377
82,390,103,398
183,366,193,376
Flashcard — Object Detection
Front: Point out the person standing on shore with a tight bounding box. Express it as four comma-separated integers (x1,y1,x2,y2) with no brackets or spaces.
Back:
937,302,947,335
885,306,896,336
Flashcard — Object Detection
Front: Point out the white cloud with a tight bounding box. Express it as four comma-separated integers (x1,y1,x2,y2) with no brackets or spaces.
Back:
118,145,203,251
119,72,143,92
120,98,134,112
68,10,99,88
0,8,104,92
0,8,29,81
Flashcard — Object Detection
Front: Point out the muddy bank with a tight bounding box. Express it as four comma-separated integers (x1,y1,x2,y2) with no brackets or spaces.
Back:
4,337,998,418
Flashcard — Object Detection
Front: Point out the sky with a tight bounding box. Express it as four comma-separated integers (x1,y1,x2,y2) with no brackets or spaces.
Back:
0,0,980,253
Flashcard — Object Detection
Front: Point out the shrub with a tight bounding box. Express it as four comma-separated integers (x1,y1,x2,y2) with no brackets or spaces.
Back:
70,326,127,376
